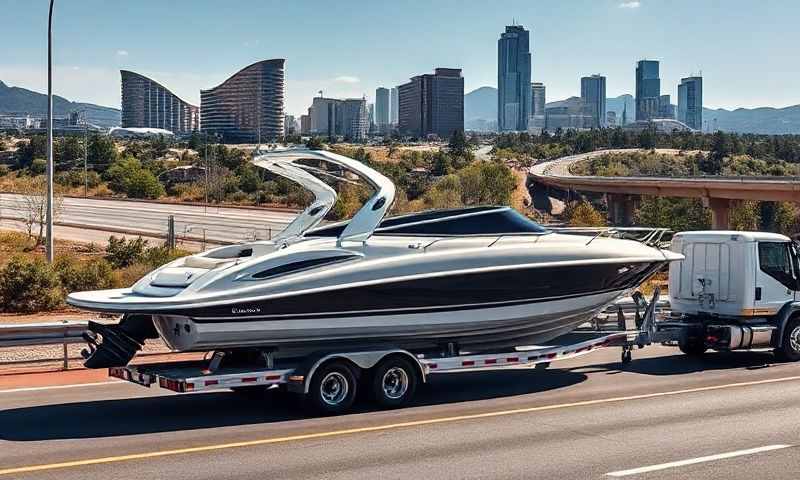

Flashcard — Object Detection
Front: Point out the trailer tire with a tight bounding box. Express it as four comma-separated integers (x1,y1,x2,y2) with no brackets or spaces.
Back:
775,317,800,362
370,356,418,408
678,329,707,356
307,360,358,415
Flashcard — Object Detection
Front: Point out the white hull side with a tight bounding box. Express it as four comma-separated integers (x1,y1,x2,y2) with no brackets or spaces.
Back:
152,290,623,353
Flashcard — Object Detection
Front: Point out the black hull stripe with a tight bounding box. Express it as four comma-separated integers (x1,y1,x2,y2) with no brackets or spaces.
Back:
189,288,620,323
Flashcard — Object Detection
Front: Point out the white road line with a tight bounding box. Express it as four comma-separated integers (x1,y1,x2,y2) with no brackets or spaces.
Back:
0,381,124,394
606,444,793,477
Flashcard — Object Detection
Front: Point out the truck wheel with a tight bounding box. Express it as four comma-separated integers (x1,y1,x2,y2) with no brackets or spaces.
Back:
678,330,707,356
370,356,418,408
775,318,800,362
308,361,358,415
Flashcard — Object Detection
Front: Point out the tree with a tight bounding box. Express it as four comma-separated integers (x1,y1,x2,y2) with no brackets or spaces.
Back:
103,156,165,199
87,134,117,171
456,161,516,206
306,137,325,150
635,197,710,231
564,201,606,227
448,130,469,157
16,135,47,169
16,175,64,245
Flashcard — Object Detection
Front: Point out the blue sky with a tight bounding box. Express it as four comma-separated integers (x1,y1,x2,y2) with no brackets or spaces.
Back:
2,0,798,115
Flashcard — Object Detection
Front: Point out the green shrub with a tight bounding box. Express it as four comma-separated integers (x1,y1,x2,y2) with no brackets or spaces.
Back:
54,256,115,293
124,168,165,199
104,157,165,199
30,158,47,175
0,256,63,312
0,165,9,177
140,245,189,268
105,236,148,268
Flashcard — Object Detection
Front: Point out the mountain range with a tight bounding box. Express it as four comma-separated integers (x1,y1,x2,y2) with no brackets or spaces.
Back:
0,80,120,128
464,86,800,135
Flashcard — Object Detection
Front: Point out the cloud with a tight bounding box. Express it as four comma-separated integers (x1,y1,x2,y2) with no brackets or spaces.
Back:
333,75,360,84
116,49,129,57
618,1,640,8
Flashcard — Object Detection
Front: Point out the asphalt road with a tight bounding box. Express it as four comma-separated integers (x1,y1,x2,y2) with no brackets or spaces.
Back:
2,345,800,479
0,194,297,244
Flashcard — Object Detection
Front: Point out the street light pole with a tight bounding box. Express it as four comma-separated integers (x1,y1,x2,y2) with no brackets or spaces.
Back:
45,0,55,263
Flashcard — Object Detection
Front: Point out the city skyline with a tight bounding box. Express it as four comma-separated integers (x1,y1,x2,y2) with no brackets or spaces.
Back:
3,0,800,116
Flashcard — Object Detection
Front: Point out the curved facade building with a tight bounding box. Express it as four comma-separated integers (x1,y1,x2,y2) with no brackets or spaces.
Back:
200,59,285,143
120,70,199,134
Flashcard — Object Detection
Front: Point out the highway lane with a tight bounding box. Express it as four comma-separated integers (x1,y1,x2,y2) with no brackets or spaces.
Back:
2,346,800,479
0,193,297,244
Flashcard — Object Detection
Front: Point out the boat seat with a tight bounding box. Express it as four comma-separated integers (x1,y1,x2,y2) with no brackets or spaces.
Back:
183,256,234,270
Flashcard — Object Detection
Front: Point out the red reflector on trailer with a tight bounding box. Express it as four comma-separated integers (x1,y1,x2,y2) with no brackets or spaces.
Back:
242,377,258,383
484,358,497,365
462,360,475,367
507,357,519,362
428,363,438,369
265,374,282,381
184,383,194,391
205,380,219,386
547,353,557,359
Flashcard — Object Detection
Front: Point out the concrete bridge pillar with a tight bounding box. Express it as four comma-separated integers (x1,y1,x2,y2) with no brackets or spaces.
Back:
607,194,636,227
704,197,731,230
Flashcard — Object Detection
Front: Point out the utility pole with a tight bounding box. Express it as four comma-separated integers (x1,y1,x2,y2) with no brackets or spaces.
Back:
45,0,55,263
83,110,88,197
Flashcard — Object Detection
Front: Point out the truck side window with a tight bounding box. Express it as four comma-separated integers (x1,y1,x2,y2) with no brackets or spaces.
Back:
758,242,796,290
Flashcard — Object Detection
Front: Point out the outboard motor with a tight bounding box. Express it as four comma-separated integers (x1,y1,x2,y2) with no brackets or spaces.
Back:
82,314,159,368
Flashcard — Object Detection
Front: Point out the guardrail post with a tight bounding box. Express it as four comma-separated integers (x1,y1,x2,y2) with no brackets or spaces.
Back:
62,321,69,369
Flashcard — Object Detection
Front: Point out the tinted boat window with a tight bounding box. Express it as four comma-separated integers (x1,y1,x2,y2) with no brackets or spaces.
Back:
307,207,548,237
252,255,356,279
380,208,548,235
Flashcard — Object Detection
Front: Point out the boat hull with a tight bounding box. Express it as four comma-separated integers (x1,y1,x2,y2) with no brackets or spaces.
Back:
152,289,625,354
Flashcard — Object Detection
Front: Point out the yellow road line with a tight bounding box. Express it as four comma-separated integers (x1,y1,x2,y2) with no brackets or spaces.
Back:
3,374,800,476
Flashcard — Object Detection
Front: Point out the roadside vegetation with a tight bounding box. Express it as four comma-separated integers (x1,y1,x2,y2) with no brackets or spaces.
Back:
0,232,188,313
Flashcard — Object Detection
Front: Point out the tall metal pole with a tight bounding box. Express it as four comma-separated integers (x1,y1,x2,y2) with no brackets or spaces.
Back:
45,0,55,263
83,110,88,197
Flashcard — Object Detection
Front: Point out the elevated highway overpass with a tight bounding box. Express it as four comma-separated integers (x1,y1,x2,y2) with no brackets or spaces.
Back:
530,149,800,229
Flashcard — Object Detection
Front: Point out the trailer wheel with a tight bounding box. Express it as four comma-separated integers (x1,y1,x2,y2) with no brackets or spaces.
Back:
307,360,358,415
370,356,418,408
775,317,800,362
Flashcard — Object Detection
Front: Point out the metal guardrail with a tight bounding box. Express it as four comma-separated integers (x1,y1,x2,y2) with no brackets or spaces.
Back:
0,321,87,369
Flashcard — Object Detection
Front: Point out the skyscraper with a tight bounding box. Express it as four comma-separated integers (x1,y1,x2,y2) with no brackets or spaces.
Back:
530,82,546,131
390,87,399,125
497,25,532,131
658,94,675,119
200,59,285,142
308,96,368,140
635,60,660,122
580,74,606,128
398,68,464,138
375,87,390,129
678,76,703,130
531,82,546,116
121,70,199,134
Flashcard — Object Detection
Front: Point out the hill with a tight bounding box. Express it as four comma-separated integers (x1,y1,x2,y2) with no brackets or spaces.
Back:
704,105,800,135
0,80,120,128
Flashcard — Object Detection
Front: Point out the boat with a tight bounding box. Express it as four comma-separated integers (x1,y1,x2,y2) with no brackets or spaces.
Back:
67,147,682,368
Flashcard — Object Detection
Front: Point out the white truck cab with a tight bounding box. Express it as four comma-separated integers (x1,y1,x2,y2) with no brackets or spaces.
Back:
666,231,800,359
670,231,800,318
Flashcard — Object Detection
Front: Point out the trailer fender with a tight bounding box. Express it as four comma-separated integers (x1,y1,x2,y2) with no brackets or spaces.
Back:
297,350,426,394
774,302,800,346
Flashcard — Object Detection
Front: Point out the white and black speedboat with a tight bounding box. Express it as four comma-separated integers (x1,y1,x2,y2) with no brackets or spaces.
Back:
68,147,682,368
